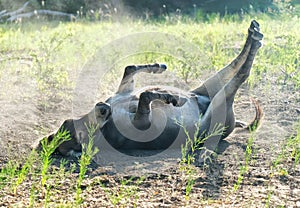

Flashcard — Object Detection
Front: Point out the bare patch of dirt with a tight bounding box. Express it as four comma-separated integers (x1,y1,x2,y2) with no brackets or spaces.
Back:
0,66,299,207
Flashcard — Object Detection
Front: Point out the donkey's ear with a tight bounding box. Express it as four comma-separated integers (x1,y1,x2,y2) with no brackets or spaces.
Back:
59,119,75,137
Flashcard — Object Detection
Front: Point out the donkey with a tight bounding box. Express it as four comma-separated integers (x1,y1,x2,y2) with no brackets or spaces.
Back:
38,20,263,160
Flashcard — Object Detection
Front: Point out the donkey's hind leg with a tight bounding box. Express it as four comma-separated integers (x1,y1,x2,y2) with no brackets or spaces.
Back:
195,29,263,166
192,20,260,98
116,63,167,94
197,28,263,160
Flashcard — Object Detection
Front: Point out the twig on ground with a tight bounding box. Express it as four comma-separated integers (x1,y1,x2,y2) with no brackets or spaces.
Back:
7,10,76,22
0,1,31,18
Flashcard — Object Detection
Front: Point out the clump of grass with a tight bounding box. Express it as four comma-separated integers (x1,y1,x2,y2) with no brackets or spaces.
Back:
40,128,71,186
0,160,20,190
75,123,99,205
30,27,74,109
233,132,255,192
264,120,300,206
103,176,144,207
270,119,300,175
0,128,72,206
12,150,38,194
39,128,72,205
0,124,101,206
265,190,273,208
288,120,300,167
178,121,199,199
178,118,225,199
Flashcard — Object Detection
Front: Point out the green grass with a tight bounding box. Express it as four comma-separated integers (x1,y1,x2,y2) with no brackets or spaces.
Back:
1,15,299,91
102,176,144,207
271,119,300,173
233,132,256,192
75,123,99,205
178,119,226,199
263,120,300,207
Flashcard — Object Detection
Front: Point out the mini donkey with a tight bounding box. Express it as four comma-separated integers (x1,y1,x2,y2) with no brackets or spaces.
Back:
38,20,263,159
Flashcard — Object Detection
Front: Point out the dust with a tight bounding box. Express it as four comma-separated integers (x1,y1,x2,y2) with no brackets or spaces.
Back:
0,65,299,206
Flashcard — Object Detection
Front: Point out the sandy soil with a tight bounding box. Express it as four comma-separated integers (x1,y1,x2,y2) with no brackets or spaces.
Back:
0,63,299,207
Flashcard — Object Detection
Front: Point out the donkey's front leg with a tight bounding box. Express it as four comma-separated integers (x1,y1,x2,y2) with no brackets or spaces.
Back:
116,63,167,94
132,91,186,130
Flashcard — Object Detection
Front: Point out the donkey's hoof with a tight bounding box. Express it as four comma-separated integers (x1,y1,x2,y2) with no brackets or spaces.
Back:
159,63,167,70
252,28,263,41
249,20,260,32
152,63,167,74
165,95,178,106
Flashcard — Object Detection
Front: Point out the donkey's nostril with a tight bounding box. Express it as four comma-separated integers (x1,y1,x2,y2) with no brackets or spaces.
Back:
100,108,107,115
96,102,104,107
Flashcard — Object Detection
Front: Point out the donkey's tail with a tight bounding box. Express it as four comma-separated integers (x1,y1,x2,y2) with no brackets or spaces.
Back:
235,98,263,131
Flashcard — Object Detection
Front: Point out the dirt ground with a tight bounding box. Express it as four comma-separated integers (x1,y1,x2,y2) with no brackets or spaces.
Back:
0,63,299,207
